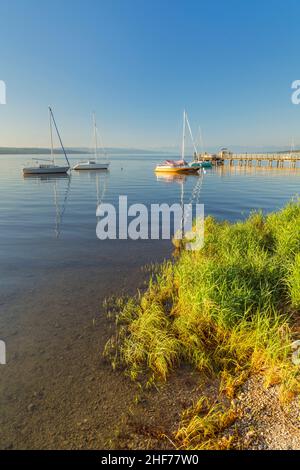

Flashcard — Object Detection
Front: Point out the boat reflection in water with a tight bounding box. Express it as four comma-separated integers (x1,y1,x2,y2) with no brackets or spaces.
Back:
155,170,205,245
155,173,189,184
74,168,109,209
23,173,71,239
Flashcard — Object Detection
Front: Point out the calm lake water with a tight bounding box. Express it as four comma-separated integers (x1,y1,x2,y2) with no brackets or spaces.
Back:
1,153,299,298
0,153,299,449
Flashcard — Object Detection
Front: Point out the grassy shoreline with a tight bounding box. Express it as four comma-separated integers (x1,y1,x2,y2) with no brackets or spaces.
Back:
105,200,300,449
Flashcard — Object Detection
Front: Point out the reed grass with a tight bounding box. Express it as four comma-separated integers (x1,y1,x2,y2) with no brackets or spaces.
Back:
104,200,300,449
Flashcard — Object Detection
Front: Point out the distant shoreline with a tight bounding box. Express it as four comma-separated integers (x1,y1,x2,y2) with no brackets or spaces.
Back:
0,148,83,155
0,147,170,155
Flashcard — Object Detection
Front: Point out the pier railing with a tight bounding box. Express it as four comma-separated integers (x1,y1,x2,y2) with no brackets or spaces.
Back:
224,153,300,167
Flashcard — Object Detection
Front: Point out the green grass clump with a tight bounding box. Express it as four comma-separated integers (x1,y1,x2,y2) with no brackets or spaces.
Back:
104,200,300,448
287,253,300,309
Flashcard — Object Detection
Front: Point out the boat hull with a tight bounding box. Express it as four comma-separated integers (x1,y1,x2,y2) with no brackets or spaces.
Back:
200,162,213,168
155,166,198,174
73,162,110,170
190,161,213,169
23,166,69,175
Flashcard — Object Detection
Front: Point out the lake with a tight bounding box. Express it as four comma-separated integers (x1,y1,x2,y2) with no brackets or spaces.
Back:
0,153,299,449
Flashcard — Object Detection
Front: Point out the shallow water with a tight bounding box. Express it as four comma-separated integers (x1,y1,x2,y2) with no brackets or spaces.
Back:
0,153,299,448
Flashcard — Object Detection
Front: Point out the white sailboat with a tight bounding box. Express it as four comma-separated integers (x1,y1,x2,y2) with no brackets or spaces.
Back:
155,110,199,174
23,107,70,175
73,113,110,170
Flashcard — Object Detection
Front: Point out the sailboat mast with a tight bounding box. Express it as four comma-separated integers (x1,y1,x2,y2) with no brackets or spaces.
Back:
185,113,198,156
181,110,186,161
199,125,204,156
93,112,98,162
48,107,70,168
49,107,55,164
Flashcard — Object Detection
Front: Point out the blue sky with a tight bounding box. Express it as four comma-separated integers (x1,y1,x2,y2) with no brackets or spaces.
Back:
0,0,300,151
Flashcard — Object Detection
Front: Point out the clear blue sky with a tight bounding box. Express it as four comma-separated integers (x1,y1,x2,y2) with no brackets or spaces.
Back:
0,0,300,151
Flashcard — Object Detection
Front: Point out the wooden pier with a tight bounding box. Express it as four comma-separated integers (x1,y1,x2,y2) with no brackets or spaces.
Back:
226,153,300,168
196,150,300,168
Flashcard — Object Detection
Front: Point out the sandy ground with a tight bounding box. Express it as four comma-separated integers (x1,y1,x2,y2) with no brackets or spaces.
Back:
0,262,150,449
231,377,300,450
